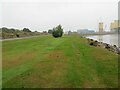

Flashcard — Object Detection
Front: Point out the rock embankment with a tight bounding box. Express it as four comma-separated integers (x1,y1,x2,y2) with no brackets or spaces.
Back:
87,38,120,54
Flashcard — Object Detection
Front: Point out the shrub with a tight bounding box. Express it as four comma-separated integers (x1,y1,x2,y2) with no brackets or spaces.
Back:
48,29,53,34
16,34,20,37
23,28,31,32
52,25,63,38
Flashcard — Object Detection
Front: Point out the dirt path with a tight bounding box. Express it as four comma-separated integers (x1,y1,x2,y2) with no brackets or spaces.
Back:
2,35,41,41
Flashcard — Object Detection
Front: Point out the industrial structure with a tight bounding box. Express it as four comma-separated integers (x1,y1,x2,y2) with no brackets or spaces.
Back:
99,22,103,32
110,20,119,32
110,22,115,31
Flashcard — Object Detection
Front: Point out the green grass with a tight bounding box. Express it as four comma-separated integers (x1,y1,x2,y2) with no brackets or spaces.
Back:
2,35,118,88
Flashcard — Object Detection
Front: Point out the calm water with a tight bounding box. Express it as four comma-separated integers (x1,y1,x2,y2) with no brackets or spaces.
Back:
86,34,119,47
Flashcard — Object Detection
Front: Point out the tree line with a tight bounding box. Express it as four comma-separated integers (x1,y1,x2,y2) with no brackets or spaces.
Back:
0,27,40,39
0,24,64,39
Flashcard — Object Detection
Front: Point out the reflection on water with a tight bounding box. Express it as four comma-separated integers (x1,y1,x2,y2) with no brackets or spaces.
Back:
86,34,119,46
98,35,103,42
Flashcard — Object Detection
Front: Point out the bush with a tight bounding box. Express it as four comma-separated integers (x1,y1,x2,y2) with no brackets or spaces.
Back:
16,34,20,37
48,29,53,34
52,25,63,38
23,28,31,32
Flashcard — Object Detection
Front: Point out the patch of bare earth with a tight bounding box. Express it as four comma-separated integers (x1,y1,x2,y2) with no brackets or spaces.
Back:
3,51,35,69
45,50,67,60
22,51,68,87
82,80,92,88
4,50,68,87
19,61,67,88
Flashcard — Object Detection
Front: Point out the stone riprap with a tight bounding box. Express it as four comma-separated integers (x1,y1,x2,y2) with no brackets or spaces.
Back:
87,38,120,54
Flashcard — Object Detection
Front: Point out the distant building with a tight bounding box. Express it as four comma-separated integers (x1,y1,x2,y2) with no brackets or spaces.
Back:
119,20,120,33
77,29,95,34
119,20,120,28
110,22,115,31
114,20,119,29
66,31,77,35
110,23,116,32
99,22,103,32
110,20,119,32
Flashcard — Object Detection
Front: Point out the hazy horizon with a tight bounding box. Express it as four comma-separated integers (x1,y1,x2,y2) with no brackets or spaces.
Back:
0,0,119,32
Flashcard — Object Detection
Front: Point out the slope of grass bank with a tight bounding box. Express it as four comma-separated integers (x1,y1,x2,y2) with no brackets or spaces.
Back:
2,35,118,88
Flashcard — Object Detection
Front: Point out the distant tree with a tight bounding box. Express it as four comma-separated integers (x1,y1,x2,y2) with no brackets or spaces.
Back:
34,31,38,32
2,27,8,33
23,28,31,32
48,29,53,34
43,31,47,33
52,25,63,38
9,29,15,33
2,27,16,33
68,30,72,35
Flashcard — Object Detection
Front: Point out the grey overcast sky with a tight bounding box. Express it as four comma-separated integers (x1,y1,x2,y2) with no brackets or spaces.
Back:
0,0,119,32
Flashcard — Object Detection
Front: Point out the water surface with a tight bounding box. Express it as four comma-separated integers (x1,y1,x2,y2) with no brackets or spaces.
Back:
86,34,119,47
